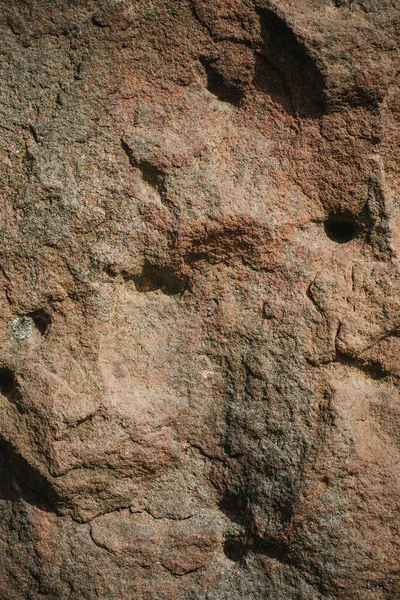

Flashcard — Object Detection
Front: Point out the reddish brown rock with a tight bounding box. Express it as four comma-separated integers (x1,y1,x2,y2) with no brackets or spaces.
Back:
0,0,399,598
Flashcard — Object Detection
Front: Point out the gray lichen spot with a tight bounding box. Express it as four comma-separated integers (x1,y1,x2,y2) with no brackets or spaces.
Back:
12,316,34,340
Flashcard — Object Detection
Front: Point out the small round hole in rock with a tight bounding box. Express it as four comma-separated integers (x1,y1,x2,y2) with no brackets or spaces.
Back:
223,536,248,563
324,216,357,243
0,367,17,398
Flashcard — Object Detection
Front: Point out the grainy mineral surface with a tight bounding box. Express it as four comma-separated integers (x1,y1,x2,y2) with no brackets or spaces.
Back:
0,1,399,598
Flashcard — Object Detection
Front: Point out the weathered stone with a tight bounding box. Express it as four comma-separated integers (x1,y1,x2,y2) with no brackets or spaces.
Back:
0,0,399,598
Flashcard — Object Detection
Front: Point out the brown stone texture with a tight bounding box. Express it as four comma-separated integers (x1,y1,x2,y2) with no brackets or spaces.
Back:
0,0,399,598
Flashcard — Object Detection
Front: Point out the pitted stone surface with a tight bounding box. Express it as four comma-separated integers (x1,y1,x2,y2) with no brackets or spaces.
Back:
0,1,399,598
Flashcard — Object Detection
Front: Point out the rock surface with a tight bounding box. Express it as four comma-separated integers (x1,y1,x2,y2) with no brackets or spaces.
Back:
0,0,399,598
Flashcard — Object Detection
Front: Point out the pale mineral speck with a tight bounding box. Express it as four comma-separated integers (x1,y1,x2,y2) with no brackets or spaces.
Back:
12,316,34,340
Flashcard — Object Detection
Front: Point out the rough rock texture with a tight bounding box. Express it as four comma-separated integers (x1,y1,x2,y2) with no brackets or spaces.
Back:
0,0,399,598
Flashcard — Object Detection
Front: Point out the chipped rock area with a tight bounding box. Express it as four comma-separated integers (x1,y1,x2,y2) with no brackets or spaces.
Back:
0,0,399,598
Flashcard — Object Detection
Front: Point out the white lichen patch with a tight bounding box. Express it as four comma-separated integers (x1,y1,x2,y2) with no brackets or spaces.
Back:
12,316,34,340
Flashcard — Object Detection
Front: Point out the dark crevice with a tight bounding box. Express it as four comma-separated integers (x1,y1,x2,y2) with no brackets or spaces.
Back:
219,493,248,527
28,309,52,336
28,124,39,144
192,2,326,117
0,367,25,413
137,162,167,195
91,14,107,28
0,367,17,398
219,493,292,564
219,492,335,595
0,438,59,511
200,57,244,106
223,530,293,565
335,350,392,381
250,536,293,563
223,535,248,562
255,8,326,118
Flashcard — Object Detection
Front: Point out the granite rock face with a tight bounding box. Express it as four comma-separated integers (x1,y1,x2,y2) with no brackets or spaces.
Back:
0,1,399,598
